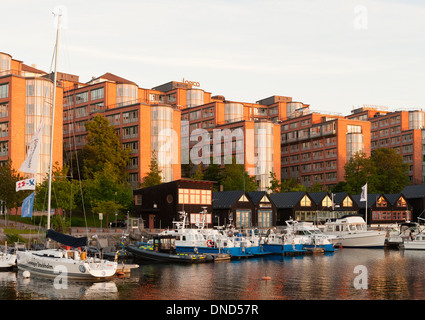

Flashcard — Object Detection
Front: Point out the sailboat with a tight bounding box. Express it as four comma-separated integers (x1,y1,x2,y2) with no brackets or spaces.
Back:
15,12,118,280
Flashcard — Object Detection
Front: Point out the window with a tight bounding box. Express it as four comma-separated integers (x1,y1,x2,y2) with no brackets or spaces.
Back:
0,83,9,99
0,141,8,156
90,87,104,100
236,210,252,228
76,91,88,103
0,122,7,137
342,196,352,207
123,126,138,139
258,210,272,228
376,196,387,207
300,195,311,207
0,103,7,117
322,196,332,207
397,197,407,207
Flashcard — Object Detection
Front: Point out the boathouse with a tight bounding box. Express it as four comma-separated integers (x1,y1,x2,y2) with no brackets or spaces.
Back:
352,193,412,226
269,192,315,225
332,192,359,218
401,184,425,222
133,179,214,229
212,191,277,229
212,190,255,229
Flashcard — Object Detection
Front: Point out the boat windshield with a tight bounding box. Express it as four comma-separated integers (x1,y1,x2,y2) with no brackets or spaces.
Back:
349,224,366,231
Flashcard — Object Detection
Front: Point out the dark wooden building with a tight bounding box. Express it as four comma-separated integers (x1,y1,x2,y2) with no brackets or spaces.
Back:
352,193,412,226
134,179,214,229
212,191,277,229
269,192,315,225
402,184,425,222
332,192,359,218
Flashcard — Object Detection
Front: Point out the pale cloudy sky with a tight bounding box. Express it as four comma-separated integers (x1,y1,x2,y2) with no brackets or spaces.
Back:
2,0,424,115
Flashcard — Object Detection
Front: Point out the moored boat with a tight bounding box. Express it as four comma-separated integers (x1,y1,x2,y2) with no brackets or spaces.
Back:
402,232,425,250
126,235,213,263
285,220,337,252
0,245,16,270
261,230,306,255
16,230,118,280
323,215,386,248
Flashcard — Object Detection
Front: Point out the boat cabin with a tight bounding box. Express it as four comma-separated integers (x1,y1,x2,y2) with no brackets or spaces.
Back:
153,235,177,254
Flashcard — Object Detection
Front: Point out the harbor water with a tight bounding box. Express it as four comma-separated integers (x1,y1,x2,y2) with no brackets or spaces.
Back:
1,248,425,301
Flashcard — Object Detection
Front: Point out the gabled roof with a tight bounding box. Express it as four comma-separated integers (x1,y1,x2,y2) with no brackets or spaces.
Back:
89,72,138,86
213,190,245,209
246,191,268,205
402,184,425,199
22,63,47,75
352,193,381,208
333,192,350,204
384,193,404,205
308,192,328,205
269,192,308,209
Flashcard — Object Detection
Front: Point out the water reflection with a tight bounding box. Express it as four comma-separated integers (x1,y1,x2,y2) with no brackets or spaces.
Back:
1,249,425,300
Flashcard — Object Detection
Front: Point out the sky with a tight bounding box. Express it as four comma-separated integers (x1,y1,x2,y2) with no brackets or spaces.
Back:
2,0,424,115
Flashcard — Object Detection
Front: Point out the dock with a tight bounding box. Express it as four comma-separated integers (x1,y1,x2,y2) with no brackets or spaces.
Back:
116,263,139,275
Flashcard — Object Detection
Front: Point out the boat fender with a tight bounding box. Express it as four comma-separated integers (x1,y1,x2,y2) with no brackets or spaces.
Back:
80,252,86,260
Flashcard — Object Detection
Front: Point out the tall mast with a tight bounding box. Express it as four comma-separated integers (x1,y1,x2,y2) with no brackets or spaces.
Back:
47,13,60,231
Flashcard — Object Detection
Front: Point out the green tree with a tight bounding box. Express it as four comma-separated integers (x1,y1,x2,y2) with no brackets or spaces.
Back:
280,178,306,192
202,160,223,191
142,151,163,188
82,114,130,182
82,161,133,226
0,159,32,226
370,148,409,194
344,148,409,194
34,162,78,216
191,165,204,180
344,152,373,194
221,158,257,192
267,172,281,193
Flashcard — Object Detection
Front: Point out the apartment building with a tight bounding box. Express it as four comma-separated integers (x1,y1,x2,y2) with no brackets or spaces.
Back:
280,110,371,189
180,97,281,191
0,52,63,181
347,106,425,184
62,73,183,188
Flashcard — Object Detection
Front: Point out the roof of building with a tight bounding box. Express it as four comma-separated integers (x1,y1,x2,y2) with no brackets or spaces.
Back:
213,190,245,209
384,193,404,205
269,192,307,209
308,192,328,205
351,193,381,208
402,184,425,199
333,192,350,204
21,63,47,75
90,72,138,86
246,191,268,205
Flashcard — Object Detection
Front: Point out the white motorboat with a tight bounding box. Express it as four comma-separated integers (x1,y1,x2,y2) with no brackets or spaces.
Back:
403,232,425,250
260,229,305,254
322,215,387,248
285,220,337,252
159,212,254,257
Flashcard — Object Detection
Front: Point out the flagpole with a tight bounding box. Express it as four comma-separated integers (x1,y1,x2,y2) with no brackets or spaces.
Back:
47,13,60,231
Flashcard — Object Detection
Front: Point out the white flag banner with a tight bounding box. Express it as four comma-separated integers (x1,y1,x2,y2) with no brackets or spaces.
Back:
16,177,36,192
19,122,43,174
360,183,367,202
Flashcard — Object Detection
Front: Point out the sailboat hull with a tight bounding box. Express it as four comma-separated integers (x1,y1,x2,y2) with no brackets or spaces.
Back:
16,250,117,280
